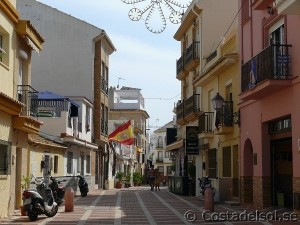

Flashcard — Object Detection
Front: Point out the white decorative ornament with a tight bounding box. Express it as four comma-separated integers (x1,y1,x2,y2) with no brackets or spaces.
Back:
121,0,192,34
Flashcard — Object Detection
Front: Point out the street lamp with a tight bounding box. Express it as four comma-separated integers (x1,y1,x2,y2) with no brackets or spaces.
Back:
211,92,240,126
211,93,224,110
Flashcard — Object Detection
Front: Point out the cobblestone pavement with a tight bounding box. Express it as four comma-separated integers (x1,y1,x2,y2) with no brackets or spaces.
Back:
1,186,299,225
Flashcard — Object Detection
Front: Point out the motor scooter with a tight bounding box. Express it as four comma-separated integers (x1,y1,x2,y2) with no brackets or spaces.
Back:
77,175,89,197
198,176,215,196
22,175,58,221
48,174,66,206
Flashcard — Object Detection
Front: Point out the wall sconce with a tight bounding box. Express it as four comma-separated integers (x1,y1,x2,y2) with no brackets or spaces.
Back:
267,5,274,15
211,93,240,126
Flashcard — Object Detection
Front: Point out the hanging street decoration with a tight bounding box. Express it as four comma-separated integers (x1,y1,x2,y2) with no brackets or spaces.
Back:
121,0,192,34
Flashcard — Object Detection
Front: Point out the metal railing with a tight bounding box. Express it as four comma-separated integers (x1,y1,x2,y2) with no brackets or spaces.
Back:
241,44,292,92
198,112,214,133
101,118,108,135
101,77,108,95
17,85,38,117
216,101,234,128
184,41,200,66
184,94,200,116
176,55,184,75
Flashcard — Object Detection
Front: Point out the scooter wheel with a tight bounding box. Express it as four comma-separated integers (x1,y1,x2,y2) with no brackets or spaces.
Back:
28,212,38,221
81,192,87,197
45,204,58,217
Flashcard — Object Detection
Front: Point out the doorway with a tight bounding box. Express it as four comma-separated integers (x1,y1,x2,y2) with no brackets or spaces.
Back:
271,137,292,208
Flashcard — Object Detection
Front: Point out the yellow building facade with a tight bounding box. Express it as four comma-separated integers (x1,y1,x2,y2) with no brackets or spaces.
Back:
0,0,44,217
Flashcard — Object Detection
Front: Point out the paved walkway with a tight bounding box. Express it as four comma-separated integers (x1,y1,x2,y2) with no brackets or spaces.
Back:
1,186,299,225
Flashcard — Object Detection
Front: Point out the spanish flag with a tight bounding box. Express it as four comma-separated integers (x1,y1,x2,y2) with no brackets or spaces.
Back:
108,120,134,145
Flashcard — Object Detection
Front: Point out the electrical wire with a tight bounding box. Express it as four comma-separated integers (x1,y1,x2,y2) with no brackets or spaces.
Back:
144,93,180,100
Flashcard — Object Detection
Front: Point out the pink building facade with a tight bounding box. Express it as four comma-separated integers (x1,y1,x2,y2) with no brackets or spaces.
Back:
239,0,300,209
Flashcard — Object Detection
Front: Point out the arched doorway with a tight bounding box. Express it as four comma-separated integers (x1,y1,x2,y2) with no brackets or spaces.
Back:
242,138,253,204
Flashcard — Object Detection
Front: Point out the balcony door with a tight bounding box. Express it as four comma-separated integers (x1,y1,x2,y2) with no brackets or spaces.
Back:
269,20,286,78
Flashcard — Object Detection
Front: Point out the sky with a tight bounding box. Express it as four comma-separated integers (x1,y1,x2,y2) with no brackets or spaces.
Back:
37,0,188,128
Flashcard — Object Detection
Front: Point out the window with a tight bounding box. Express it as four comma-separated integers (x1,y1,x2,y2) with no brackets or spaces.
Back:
0,140,11,175
0,29,9,66
223,146,232,177
157,136,163,148
167,166,172,174
86,155,91,174
54,155,58,173
0,34,5,63
67,152,73,174
157,166,164,173
165,151,170,158
86,106,91,132
208,148,217,178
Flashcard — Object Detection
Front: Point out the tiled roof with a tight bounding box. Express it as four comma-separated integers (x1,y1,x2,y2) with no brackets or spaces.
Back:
28,134,67,149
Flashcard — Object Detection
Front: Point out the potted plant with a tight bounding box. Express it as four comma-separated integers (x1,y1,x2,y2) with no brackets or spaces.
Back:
20,175,31,216
133,172,142,186
115,171,124,189
125,173,131,188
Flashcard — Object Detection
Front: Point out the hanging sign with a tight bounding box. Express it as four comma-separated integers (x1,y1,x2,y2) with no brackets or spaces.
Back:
185,126,199,155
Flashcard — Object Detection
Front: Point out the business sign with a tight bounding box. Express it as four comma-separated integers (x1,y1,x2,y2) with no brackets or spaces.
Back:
185,126,199,155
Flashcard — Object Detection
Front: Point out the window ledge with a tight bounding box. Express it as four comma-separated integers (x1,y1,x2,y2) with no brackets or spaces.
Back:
0,61,9,71
0,175,8,179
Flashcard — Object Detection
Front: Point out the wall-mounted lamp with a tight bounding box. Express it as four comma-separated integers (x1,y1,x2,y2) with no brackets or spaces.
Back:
267,5,274,15
211,93,240,127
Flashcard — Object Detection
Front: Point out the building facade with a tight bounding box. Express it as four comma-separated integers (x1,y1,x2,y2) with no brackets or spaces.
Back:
0,0,44,217
17,0,116,189
239,0,300,209
173,0,238,200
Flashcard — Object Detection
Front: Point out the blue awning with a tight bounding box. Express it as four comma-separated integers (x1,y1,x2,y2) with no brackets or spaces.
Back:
38,91,80,108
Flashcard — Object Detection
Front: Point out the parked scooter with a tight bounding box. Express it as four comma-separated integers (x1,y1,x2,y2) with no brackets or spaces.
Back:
22,175,58,221
77,175,89,197
48,175,66,206
198,176,215,196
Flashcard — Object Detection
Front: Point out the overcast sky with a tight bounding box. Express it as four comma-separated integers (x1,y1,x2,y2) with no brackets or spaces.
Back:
37,0,186,128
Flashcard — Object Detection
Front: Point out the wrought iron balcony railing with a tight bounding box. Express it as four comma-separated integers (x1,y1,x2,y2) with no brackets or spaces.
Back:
101,77,108,95
198,112,214,133
101,118,108,135
184,94,200,116
215,101,234,128
176,94,200,123
17,85,38,117
241,44,292,92
176,55,184,75
184,41,200,67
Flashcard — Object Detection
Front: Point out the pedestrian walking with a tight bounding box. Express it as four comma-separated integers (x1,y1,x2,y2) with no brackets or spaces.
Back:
148,165,155,191
154,169,161,191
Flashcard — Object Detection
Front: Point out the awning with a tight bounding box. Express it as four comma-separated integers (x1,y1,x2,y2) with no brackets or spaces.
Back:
26,36,40,53
166,139,184,151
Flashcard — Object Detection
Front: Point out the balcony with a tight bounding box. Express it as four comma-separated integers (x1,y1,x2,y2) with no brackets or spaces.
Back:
175,94,201,125
214,101,234,135
101,118,108,136
198,112,214,139
176,55,188,80
275,0,300,15
184,41,200,71
156,158,163,163
13,85,42,134
101,77,108,95
17,85,38,117
240,44,292,101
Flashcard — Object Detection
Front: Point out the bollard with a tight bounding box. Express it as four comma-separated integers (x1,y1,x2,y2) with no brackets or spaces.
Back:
204,187,214,212
65,187,74,212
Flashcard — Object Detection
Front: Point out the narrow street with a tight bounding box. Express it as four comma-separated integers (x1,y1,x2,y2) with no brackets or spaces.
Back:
1,186,298,225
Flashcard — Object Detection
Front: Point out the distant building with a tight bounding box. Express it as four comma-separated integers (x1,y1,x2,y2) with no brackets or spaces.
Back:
109,86,150,187
151,121,176,182
17,0,116,189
